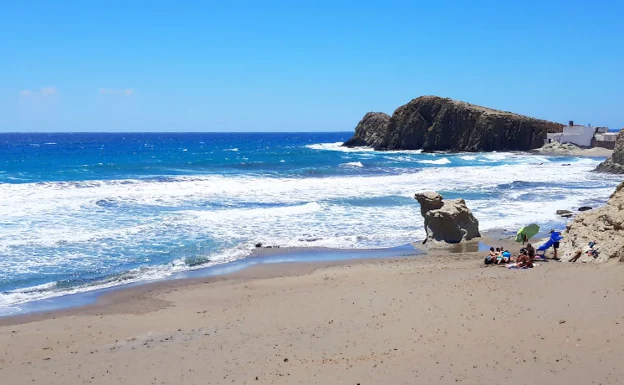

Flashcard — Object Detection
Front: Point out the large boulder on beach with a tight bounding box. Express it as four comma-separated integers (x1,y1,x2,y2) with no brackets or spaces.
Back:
559,181,624,262
595,130,624,174
343,96,563,152
414,191,480,245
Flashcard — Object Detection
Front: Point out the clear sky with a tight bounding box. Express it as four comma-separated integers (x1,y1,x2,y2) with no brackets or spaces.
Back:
1,0,622,132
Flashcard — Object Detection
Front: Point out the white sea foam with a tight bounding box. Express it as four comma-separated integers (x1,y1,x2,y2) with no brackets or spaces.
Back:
305,142,374,152
417,158,451,165
483,152,508,161
460,155,476,161
340,161,364,168
0,154,618,308
306,142,425,155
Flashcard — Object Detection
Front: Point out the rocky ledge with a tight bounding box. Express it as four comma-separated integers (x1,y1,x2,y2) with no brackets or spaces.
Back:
595,130,624,174
560,181,624,262
343,96,563,152
414,191,480,245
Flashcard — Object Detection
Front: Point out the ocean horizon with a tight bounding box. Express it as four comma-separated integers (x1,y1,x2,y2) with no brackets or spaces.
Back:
0,132,620,313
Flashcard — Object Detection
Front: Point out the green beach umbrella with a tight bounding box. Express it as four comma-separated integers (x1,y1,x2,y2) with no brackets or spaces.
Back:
516,224,540,243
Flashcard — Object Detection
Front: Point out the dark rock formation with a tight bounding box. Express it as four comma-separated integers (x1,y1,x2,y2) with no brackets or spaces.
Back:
414,191,480,245
342,112,390,147
595,130,624,174
344,96,563,152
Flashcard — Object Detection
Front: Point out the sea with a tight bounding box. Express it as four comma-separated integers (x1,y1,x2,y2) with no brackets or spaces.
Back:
0,132,620,314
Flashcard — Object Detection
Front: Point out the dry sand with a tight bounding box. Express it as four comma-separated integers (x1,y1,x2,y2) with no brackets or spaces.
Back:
564,147,613,157
533,144,613,158
1,250,623,385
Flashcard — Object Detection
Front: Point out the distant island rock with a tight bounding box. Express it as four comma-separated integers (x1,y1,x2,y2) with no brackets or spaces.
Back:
343,96,563,152
595,130,624,174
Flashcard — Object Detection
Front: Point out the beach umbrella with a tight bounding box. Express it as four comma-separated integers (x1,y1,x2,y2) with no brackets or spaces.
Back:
516,224,540,244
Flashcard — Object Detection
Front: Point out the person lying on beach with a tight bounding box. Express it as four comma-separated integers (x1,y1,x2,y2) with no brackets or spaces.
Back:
570,241,599,263
498,249,512,264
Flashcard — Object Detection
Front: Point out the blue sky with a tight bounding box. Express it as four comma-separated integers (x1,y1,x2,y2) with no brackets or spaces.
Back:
1,0,622,132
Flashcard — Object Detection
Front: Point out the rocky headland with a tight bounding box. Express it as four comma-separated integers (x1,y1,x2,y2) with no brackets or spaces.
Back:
343,96,563,152
595,130,624,173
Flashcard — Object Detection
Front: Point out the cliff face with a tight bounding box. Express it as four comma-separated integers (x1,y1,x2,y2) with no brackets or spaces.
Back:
595,130,624,174
343,96,563,152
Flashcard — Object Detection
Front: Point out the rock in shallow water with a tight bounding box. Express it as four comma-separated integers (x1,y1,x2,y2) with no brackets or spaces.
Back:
414,191,480,245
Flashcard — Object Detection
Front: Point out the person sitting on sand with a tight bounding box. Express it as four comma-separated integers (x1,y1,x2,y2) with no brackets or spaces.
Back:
516,253,534,268
494,248,505,264
484,247,497,265
510,249,533,268
526,243,536,260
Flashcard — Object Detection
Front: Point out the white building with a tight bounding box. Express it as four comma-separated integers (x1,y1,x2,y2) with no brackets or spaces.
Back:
546,121,601,148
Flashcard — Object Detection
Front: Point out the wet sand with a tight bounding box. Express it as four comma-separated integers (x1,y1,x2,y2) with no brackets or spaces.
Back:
1,244,623,385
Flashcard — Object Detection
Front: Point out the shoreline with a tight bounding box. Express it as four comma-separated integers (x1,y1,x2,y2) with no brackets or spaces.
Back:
0,243,424,320
1,239,622,384
0,229,554,320
1,234,514,323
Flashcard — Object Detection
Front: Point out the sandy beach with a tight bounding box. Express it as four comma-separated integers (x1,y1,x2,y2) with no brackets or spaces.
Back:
1,246,623,385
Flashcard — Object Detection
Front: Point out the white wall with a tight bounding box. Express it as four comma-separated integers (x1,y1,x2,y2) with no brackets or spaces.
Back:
559,126,596,147
546,133,563,144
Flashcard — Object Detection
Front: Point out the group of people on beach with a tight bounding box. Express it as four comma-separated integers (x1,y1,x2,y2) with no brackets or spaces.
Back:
484,228,600,267
484,244,537,268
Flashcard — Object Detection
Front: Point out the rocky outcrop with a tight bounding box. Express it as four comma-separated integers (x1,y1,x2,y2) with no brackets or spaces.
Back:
595,130,624,174
533,142,581,155
414,191,480,245
342,112,390,147
559,182,624,262
344,96,563,152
